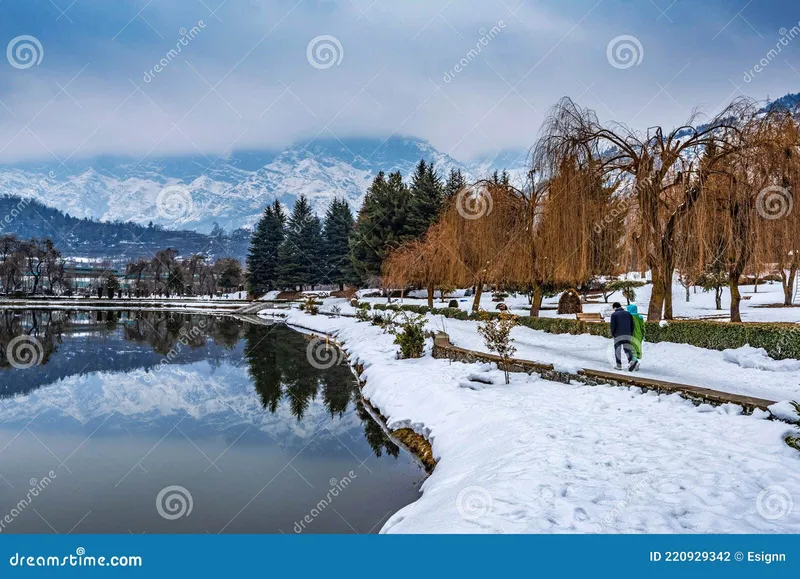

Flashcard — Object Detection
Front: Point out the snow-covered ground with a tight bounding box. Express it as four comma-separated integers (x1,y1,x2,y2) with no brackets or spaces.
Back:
264,309,800,534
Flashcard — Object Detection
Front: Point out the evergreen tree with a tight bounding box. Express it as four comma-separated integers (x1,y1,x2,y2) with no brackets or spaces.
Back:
444,168,467,202
349,171,411,285
246,200,286,295
276,195,324,290
322,198,356,289
406,159,444,239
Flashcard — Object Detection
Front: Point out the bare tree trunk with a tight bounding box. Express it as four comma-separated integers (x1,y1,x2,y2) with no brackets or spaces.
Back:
715,288,722,310
685,284,690,302
472,281,484,313
647,272,665,321
730,280,742,322
529,284,544,317
664,274,674,320
426,283,434,310
783,266,797,306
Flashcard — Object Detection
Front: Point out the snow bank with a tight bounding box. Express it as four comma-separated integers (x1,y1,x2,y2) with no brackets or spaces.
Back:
268,309,800,534
722,346,800,373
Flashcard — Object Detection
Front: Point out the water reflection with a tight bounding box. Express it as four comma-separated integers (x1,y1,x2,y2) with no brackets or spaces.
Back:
0,310,419,533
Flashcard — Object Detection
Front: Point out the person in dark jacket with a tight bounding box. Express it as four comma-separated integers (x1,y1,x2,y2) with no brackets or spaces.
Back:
609,302,635,371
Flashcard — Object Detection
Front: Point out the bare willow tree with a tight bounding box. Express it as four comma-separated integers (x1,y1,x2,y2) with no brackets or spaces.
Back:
532,97,755,321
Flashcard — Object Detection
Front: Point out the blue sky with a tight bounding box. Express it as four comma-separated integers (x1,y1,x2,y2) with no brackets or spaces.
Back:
0,0,797,163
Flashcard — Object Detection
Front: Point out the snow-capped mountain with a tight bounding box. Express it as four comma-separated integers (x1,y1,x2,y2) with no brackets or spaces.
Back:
1,136,529,233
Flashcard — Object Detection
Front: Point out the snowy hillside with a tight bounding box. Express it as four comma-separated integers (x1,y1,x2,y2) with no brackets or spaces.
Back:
1,137,528,233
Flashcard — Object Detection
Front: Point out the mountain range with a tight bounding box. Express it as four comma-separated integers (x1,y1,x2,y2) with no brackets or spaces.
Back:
1,137,530,234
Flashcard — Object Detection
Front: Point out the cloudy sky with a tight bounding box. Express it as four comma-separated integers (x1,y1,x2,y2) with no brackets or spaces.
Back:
0,0,796,164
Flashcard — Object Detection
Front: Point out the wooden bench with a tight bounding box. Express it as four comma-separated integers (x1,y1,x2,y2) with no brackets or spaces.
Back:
576,312,604,323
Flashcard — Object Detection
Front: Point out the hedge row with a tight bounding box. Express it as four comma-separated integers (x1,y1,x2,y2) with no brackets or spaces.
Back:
515,316,800,361
365,302,800,360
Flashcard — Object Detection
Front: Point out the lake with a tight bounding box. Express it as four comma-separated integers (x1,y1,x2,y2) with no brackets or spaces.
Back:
0,310,424,534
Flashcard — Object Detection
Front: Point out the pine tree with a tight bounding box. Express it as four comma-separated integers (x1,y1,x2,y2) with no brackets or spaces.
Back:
246,200,286,295
444,168,467,202
349,171,411,285
322,198,356,290
276,195,324,290
406,159,444,239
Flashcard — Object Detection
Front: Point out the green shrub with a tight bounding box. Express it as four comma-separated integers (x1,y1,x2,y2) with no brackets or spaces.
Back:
389,313,428,359
448,300,459,308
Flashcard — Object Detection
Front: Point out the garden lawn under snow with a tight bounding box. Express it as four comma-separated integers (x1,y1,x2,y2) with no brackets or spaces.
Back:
267,309,800,534
440,318,800,404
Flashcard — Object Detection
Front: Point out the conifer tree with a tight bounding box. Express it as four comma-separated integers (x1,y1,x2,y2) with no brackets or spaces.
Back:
276,195,324,290
406,159,444,239
322,198,356,290
246,200,286,294
349,171,411,285
444,168,467,202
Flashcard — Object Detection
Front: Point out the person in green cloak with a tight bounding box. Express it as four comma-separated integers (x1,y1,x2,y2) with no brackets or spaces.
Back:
626,304,645,371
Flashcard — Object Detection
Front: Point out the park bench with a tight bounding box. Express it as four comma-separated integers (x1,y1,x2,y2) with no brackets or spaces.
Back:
576,312,604,323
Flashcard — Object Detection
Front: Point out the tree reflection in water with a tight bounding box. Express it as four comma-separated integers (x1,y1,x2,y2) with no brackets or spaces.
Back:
0,309,400,459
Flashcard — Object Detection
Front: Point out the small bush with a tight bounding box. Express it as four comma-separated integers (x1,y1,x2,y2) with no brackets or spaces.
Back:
477,310,520,384
448,300,459,308
300,295,320,315
389,313,428,359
